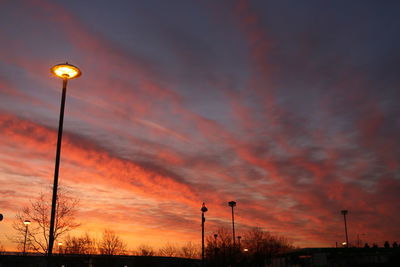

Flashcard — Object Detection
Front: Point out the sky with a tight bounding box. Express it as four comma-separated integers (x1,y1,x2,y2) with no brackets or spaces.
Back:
1,0,399,251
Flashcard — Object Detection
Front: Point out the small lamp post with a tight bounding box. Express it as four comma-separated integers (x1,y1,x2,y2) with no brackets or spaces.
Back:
201,203,208,266
228,201,237,246
213,233,218,258
341,210,349,248
58,242,63,254
48,63,81,256
23,220,31,255
237,236,242,250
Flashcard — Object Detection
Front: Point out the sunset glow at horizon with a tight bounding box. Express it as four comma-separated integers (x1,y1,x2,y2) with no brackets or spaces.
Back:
0,0,399,252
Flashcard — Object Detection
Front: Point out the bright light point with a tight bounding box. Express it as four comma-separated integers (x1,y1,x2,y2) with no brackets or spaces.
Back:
243,248,249,252
342,242,347,245
51,63,81,79
23,220,31,225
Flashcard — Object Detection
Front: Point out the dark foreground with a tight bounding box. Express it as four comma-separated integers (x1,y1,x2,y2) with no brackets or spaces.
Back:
0,254,200,267
271,248,400,267
2,248,400,267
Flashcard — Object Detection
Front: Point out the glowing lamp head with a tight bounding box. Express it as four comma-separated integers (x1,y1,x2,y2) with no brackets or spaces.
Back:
58,242,63,246
51,63,81,79
24,220,31,225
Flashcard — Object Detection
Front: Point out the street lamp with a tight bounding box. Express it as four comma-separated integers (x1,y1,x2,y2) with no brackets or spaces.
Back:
341,210,349,248
23,220,31,255
237,236,242,250
213,233,218,259
201,203,208,266
48,62,81,256
58,242,63,254
228,201,236,246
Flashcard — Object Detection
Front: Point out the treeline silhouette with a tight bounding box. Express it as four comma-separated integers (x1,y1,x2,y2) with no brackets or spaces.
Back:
205,227,294,266
363,241,399,249
48,232,200,259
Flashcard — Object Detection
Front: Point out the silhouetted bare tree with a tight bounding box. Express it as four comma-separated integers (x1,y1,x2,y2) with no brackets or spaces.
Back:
12,190,80,254
205,227,234,266
63,233,97,254
180,241,200,259
242,227,293,265
136,244,155,256
157,242,200,258
159,242,179,257
206,227,294,266
97,229,126,255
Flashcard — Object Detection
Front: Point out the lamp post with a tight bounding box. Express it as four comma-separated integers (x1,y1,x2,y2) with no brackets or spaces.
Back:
201,203,208,266
58,242,63,254
228,201,236,246
237,236,241,250
341,210,349,248
213,234,218,260
23,220,31,255
48,63,81,256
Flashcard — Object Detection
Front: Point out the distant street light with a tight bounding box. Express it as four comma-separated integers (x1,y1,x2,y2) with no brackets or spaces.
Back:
341,210,349,248
228,201,237,246
201,203,208,266
58,242,63,254
48,63,81,256
23,220,31,255
237,236,242,249
213,233,218,258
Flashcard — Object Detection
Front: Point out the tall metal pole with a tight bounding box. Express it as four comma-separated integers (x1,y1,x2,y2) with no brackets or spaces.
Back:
231,206,235,246
202,212,205,263
341,210,349,248
48,78,68,256
201,203,208,267
228,201,236,246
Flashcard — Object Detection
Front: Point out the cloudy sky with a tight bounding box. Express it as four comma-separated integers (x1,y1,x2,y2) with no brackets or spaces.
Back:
1,0,399,250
